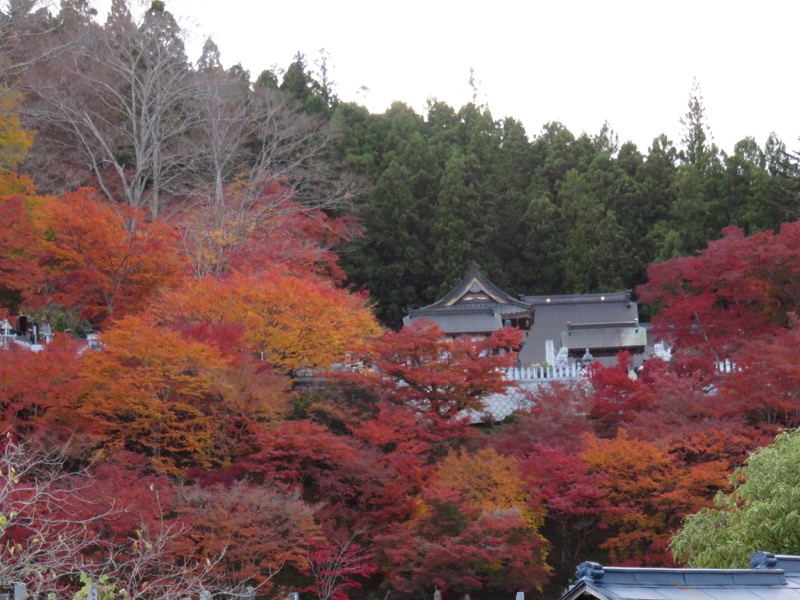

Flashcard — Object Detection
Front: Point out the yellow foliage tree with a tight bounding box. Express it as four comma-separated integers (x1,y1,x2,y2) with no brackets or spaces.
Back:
433,448,544,529
0,87,34,169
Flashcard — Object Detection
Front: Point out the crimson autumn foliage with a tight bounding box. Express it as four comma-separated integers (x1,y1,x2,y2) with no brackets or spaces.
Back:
0,335,84,445
483,352,763,584
233,419,397,536
349,402,460,504
585,351,655,436
335,319,522,420
716,321,800,431
638,223,800,355
303,535,378,600
170,481,320,590
378,448,550,596
68,453,178,543
5,143,800,598
229,323,534,583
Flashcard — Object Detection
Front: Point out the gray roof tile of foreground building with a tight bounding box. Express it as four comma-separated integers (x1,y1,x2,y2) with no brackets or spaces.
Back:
561,553,800,600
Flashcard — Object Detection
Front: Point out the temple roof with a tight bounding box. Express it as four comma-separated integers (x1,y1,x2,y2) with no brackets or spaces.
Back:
411,263,529,314
403,265,645,363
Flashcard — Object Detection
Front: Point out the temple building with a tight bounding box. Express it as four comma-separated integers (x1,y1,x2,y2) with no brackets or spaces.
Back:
403,263,649,367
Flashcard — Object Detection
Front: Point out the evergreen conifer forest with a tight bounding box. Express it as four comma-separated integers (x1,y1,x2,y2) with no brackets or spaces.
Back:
1,2,800,599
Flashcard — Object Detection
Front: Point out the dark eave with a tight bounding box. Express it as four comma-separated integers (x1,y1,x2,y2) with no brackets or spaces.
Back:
407,303,530,318
523,291,633,306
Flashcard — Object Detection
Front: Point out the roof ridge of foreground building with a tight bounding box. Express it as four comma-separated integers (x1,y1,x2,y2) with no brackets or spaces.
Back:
560,552,800,600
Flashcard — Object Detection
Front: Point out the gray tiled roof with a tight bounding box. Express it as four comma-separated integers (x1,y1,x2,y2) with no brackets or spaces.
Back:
408,312,504,335
561,323,647,351
561,555,800,600
403,264,644,366
519,300,641,365
407,301,528,317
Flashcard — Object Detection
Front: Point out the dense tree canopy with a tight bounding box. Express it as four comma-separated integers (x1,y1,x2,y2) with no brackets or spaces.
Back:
336,94,797,326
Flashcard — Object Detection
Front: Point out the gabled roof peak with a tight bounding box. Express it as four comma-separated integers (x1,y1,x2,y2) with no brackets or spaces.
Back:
417,264,529,311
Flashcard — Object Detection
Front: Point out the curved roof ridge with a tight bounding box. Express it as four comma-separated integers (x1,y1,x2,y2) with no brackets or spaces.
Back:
422,263,529,310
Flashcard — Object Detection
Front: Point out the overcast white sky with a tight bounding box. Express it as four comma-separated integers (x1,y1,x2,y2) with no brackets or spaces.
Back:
132,0,800,154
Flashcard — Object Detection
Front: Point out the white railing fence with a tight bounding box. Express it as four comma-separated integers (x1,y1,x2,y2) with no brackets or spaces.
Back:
505,363,584,381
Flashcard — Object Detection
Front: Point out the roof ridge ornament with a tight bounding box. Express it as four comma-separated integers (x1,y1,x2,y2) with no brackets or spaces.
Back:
467,262,482,275
576,561,605,581
750,551,778,569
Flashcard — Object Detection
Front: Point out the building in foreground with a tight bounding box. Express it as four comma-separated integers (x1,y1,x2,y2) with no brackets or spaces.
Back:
561,552,800,600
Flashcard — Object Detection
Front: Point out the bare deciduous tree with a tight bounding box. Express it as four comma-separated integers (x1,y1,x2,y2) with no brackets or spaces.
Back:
0,436,256,600
21,0,197,219
176,62,358,278
305,532,377,600
19,0,360,236
0,0,71,82
0,437,109,597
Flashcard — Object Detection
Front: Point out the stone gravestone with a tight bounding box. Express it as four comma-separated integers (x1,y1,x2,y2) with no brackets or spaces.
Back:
13,583,26,600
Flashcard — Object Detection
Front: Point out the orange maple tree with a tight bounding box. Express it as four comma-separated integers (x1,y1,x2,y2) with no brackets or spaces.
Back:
155,270,382,375
0,172,53,310
40,189,184,326
581,431,724,566
78,314,228,475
